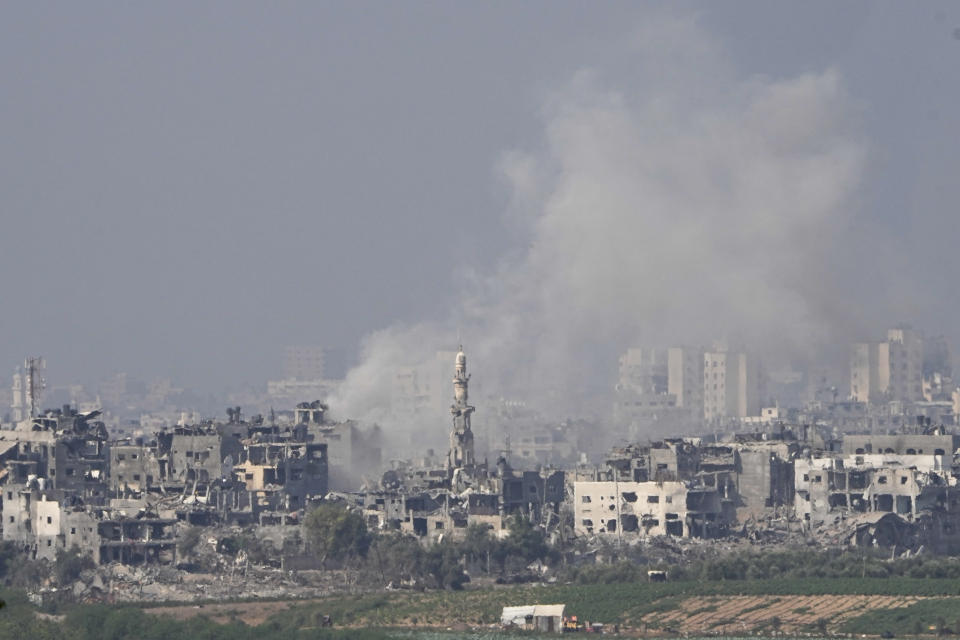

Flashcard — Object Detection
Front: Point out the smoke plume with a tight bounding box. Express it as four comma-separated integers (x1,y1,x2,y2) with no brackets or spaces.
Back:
330,14,868,441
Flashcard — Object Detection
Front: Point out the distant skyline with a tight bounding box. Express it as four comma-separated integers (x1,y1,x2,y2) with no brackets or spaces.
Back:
3,3,960,397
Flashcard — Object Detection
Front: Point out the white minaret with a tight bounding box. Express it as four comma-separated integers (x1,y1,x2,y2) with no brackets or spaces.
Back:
448,346,476,470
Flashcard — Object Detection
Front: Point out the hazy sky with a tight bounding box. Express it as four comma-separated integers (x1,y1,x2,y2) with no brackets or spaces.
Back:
2,2,959,394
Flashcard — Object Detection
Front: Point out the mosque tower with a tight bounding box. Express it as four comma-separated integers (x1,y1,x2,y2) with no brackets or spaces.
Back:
447,346,476,471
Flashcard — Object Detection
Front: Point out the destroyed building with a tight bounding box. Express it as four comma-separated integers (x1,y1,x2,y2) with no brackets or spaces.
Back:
574,450,727,540
0,402,335,565
795,439,960,551
574,480,728,538
233,440,328,511
587,431,798,529
0,406,109,496
842,432,960,459
109,440,162,495
294,400,381,490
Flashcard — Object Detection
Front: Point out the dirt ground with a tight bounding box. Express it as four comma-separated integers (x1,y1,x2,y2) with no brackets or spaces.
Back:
645,594,925,634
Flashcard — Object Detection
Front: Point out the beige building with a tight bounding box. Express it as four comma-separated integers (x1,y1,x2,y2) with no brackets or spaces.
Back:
850,327,924,404
888,327,924,402
850,341,889,403
703,348,761,422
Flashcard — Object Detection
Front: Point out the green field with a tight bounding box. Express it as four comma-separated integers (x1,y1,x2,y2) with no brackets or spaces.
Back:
271,578,960,629
6,578,960,639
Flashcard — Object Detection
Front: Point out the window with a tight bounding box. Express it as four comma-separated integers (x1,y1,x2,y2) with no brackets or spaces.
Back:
878,476,887,484
186,451,193,458
8,516,13,523
647,495,660,504
46,516,52,524
117,454,125,461
70,528,76,535
133,474,141,481
581,496,591,503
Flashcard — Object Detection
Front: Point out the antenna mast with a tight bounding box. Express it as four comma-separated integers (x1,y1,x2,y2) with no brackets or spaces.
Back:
24,357,46,419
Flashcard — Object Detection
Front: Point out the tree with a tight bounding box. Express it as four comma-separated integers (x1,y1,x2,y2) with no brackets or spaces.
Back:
366,533,423,586
303,502,371,565
423,542,467,590
461,524,494,573
505,514,549,563
53,547,94,586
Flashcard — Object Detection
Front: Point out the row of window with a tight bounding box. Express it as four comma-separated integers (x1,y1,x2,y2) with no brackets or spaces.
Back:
580,493,673,504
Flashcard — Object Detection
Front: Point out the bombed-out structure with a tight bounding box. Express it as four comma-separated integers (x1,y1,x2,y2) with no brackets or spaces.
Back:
0,401,381,563
6,331,960,582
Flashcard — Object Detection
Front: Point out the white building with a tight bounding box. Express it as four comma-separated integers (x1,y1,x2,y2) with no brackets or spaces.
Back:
574,480,725,538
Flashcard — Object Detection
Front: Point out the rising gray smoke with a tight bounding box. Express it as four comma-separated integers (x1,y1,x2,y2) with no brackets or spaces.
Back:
330,13,869,440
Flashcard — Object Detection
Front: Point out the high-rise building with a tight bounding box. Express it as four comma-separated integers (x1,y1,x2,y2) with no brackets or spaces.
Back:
613,347,695,438
850,342,889,403
850,327,924,404
283,346,328,380
887,327,923,403
618,347,668,394
668,346,704,417
703,346,761,422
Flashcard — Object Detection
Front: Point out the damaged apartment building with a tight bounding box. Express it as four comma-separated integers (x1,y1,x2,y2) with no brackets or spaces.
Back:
0,405,167,563
0,401,369,564
574,430,800,539
795,431,960,551
108,408,337,526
